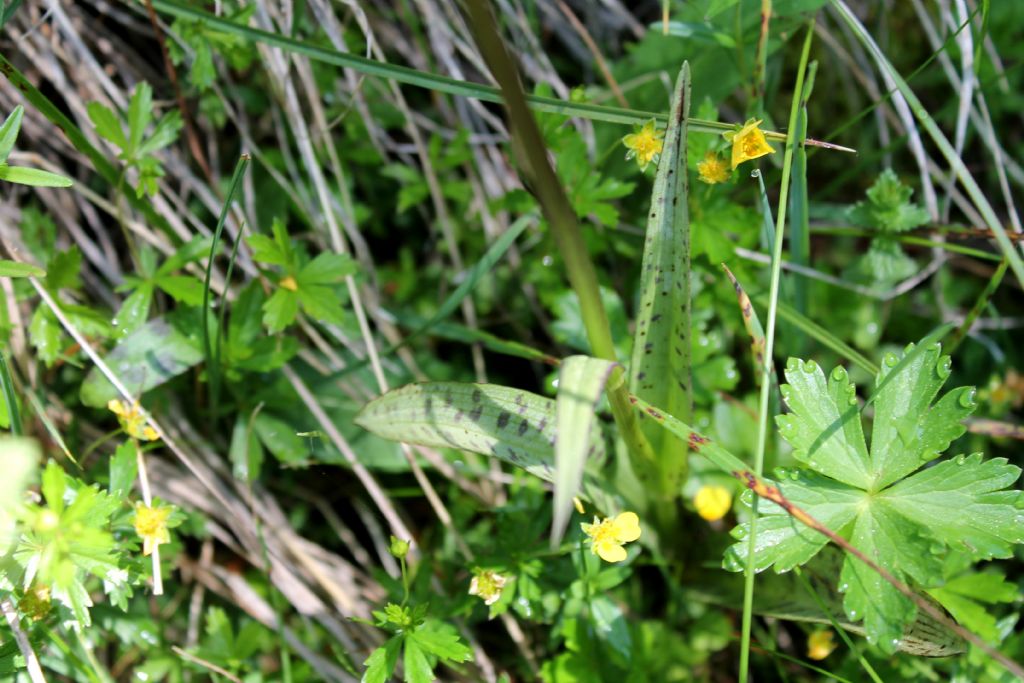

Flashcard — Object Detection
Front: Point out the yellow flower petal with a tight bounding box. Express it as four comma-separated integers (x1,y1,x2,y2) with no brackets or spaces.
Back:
611,512,641,543
595,539,627,563
622,120,664,171
694,485,733,521
133,503,172,556
728,119,776,169
107,399,127,417
279,275,299,291
807,630,837,660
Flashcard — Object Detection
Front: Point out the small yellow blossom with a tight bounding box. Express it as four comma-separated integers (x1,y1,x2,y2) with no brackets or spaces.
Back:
581,511,641,563
573,496,585,515
279,275,299,291
469,569,508,606
107,399,159,441
622,120,664,171
723,118,776,169
694,485,733,521
697,152,730,184
133,502,172,556
807,629,837,660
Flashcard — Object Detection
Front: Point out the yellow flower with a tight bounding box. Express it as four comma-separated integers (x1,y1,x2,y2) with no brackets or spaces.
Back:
469,569,508,606
107,399,159,441
807,629,837,660
723,118,776,169
573,496,585,515
697,152,730,184
622,120,664,171
581,511,641,563
279,275,299,291
694,485,733,521
18,584,51,621
133,502,172,556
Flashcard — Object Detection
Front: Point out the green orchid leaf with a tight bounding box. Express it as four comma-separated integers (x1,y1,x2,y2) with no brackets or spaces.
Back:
628,63,692,491
355,382,617,511
552,355,616,545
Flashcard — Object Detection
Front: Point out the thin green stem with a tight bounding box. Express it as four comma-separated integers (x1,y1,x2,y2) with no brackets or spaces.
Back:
945,259,1008,355
0,351,21,436
462,0,658,484
738,21,816,683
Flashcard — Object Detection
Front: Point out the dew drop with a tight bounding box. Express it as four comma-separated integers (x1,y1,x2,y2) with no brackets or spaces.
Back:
542,255,554,267
838,582,849,593
958,387,977,408
936,356,952,379
890,638,902,650
786,357,800,373
802,359,818,373
883,352,899,367
831,366,847,382
740,489,755,506
847,609,858,620
750,169,761,179
954,454,966,465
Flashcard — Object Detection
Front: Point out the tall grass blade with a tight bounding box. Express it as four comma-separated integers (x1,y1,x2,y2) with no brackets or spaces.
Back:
0,352,21,436
739,22,817,683
789,62,817,329
201,154,250,419
830,0,1024,289
628,63,692,496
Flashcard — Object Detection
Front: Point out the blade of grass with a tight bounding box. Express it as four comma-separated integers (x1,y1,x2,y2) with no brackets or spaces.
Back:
830,0,1024,288
945,259,1007,355
335,214,533,379
0,352,21,436
462,0,660,497
761,297,878,375
201,154,249,421
789,62,817,334
739,21,816,683
147,0,851,152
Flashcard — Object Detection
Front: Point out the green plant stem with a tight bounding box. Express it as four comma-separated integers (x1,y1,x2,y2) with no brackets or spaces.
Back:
462,0,658,492
201,154,250,424
945,259,1008,355
738,21,816,683
0,351,21,436
146,0,850,154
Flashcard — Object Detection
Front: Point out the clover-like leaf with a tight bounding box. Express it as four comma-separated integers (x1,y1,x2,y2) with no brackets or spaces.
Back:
727,341,1023,653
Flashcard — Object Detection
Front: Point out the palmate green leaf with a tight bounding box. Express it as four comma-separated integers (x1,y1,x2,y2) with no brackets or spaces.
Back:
928,571,1018,642
552,356,616,545
262,288,299,332
727,341,1024,652
628,63,692,490
86,101,128,151
296,252,357,285
362,636,402,683
355,382,617,512
126,82,153,156
848,170,929,234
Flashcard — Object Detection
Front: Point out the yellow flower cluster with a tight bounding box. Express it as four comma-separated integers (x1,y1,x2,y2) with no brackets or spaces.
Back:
107,399,159,441
697,152,730,184
581,511,641,563
622,120,664,172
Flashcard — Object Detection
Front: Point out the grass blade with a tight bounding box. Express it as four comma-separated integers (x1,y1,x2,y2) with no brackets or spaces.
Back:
740,22,817,683
552,356,617,546
0,352,21,436
830,0,1024,289
201,154,250,419
628,62,692,496
789,62,817,329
